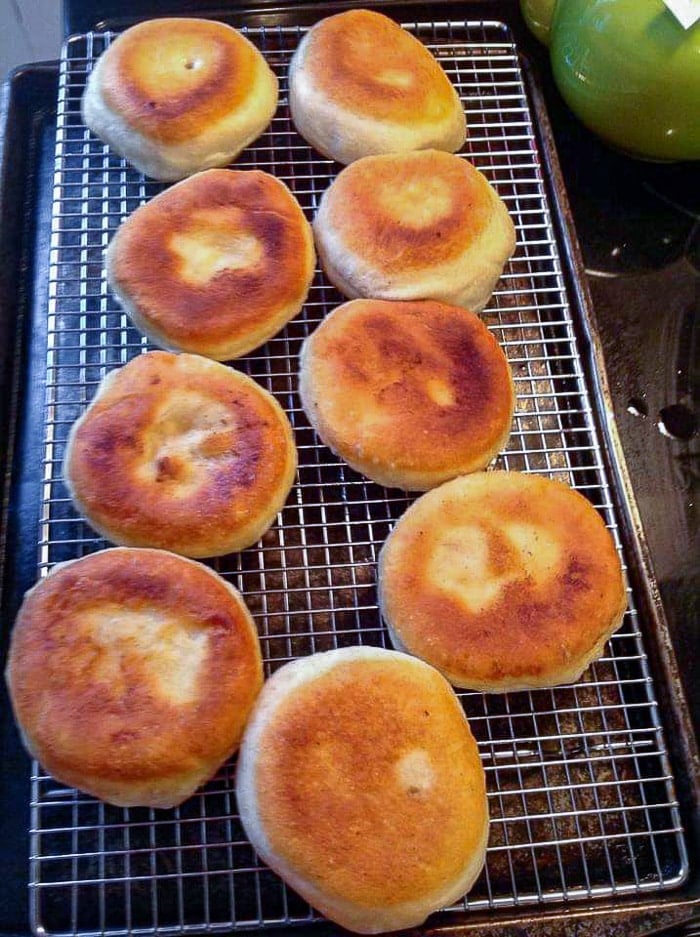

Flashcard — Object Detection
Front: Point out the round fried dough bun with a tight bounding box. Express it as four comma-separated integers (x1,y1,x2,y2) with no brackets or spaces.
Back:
5,548,263,808
236,646,488,934
314,150,516,312
298,299,514,490
288,9,466,165
63,352,297,558
106,170,315,360
379,472,627,691
81,18,278,181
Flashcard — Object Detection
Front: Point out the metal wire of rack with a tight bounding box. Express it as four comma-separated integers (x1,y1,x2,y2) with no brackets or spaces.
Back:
28,18,687,937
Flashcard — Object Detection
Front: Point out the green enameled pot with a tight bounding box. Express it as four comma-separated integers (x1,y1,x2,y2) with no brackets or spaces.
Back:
521,0,700,161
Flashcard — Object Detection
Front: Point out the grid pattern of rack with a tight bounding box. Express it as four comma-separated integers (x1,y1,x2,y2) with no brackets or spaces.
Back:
29,19,687,937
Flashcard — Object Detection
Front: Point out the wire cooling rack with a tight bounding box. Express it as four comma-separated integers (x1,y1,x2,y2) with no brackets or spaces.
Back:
29,18,687,937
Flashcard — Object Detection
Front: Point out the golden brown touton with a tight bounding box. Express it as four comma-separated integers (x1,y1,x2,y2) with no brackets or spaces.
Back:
289,9,466,164
299,298,514,489
82,18,278,180
63,351,297,557
236,646,489,933
5,548,263,808
379,471,627,690
107,169,315,360
313,150,516,311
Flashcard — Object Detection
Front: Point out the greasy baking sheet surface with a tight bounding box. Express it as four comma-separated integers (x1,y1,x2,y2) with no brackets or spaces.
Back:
30,19,686,936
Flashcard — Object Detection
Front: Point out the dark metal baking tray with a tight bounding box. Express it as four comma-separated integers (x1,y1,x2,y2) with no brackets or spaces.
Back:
0,61,61,937
1,3,698,936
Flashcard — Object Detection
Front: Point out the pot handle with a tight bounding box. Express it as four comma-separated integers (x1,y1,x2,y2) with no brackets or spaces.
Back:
520,0,558,45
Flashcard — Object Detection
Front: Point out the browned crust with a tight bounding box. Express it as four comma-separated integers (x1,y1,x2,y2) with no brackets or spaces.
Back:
298,10,459,124
318,151,494,270
379,473,627,688
64,352,296,556
99,19,263,145
300,299,513,481
254,656,487,907
6,548,262,790
107,170,313,356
